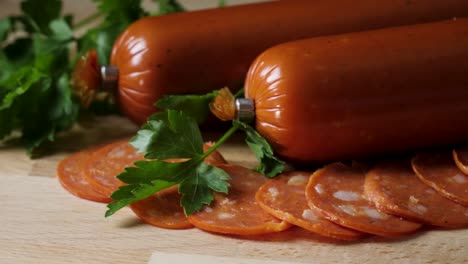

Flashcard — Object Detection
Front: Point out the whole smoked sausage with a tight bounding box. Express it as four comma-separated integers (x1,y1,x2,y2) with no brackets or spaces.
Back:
110,0,468,124
244,19,468,163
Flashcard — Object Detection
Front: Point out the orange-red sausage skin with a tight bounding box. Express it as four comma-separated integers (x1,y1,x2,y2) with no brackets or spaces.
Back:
245,19,468,163
110,0,468,124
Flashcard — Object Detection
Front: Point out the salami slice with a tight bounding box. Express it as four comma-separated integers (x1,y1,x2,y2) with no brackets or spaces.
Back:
188,164,291,236
84,139,143,197
306,163,421,237
366,160,468,228
412,151,468,206
130,186,193,229
84,140,227,197
255,171,364,240
57,147,112,203
453,147,468,175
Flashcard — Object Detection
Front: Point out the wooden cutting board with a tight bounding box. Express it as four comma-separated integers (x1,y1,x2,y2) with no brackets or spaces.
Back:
0,116,467,264
1,0,467,263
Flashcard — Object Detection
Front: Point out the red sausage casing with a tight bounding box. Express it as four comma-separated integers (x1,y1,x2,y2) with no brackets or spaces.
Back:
110,0,468,124
245,19,468,163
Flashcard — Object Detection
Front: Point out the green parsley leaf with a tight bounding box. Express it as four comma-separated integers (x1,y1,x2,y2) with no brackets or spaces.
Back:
130,110,204,159
105,110,231,217
0,18,11,42
180,161,231,215
195,162,230,193
2,38,34,73
0,67,47,110
21,0,62,34
218,0,227,7
93,0,146,25
77,0,147,65
94,24,124,65
234,121,285,177
49,19,74,41
106,180,174,217
33,21,72,75
50,73,79,130
0,66,56,154
156,91,218,124
153,0,186,15
78,23,122,65
117,159,196,184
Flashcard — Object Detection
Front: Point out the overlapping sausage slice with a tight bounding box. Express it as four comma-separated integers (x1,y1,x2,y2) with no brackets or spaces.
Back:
412,151,468,206
84,139,144,197
57,147,112,203
256,171,364,240
306,163,421,237
129,143,227,229
188,164,291,236
453,147,468,175
129,186,193,229
366,160,468,228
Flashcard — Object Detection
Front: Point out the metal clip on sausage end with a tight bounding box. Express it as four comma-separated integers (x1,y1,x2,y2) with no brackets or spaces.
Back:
235,98,255,123
101,65,119,91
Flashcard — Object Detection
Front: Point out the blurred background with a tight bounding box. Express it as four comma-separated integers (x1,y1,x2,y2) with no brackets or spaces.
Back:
0,0,271,18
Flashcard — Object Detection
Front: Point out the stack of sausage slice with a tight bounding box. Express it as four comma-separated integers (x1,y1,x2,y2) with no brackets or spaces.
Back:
57,140,468,241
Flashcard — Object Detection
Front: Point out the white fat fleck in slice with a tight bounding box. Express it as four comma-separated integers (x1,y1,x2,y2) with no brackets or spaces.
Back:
465,210,468,217
203,207,213,213
408,195,428,214
302,209,319,222
410,204,428,215
220,198,236,206
79,179,88,185
217,212,235,220
242,181,255,187
333,191,361,202
314,184,324,195
268,187,279,199
287,175,308,186
110,149,126,158
361,206,386,220
425,188,436,194
338,205,357,216
452,174,467,184
409,195,419,204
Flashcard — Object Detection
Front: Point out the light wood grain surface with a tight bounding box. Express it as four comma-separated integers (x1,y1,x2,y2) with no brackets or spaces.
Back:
1,1,468,264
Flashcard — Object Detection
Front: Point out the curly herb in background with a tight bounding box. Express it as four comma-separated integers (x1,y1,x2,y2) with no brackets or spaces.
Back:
0,0,226,157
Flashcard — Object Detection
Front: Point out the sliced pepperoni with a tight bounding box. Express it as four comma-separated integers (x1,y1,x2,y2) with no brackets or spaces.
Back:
412,151,468,206
129,185,193,229
306,163,421,237
84,139,143,197
366,159,468,228
57,147,112,203
255,171,364,240
453,147,468,175
188,164,291,236
84,140,227,197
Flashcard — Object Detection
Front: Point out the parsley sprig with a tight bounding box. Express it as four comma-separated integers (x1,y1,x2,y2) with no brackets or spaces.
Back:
106,110,235,216
0,0,187,156
106,90,285,217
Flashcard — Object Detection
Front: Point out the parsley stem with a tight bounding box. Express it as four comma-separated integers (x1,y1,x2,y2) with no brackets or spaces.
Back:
234,87,244,98
202,124,239,159
74,12,101,30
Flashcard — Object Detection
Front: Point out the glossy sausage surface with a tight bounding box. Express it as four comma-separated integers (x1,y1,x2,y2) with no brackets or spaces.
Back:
110,0,468,124
245,19,468,163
